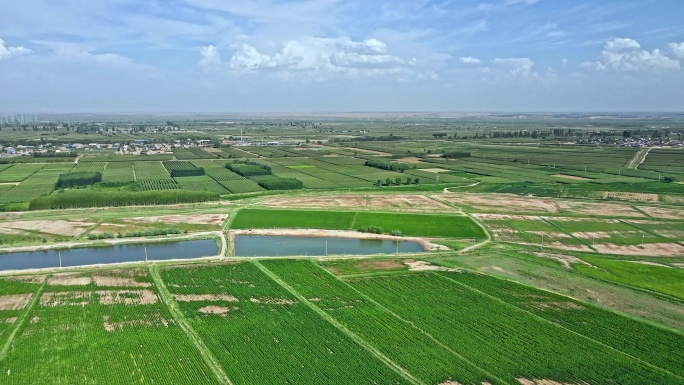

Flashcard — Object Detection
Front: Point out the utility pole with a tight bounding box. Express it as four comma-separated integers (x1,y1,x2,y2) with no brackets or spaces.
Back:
145,246,148,262
541,234,544,250
325,241,328,256
59,251,62,269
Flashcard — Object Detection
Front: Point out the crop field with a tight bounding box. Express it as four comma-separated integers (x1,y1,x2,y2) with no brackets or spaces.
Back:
0,164,45,183
174,175,230,194
0,269,220,384
230,208,484,238
639,149,684,176
102,162,135,183
159,263,407,384
137,179,180,191
0,163,75,203
134,161,171,181
172,147,201,160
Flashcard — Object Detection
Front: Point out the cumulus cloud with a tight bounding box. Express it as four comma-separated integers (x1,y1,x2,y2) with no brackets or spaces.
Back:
668,42,684,59
199,45,222,71
0,38,32,59
582,38,680,72
206,36,416,79
493,57,535,77
460,56,481,64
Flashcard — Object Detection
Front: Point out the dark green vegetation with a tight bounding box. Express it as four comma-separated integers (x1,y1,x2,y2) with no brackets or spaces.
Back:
163,160,206,177
29,189,218,210
1,260,680,384
230,208,485,238
55,171,102,188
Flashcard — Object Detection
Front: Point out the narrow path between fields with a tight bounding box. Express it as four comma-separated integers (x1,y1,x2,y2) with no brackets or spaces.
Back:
253,260,426,385
149,265,234,385
458,213,491,254
436,273,684,381
626,148,651,169
0,275,49,361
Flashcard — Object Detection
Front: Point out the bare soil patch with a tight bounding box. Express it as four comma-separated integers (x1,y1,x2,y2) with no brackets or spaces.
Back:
2,275,46,284
593,242,684,256
0,293,33,310
552,174,591,181
399,157,425,164
530,301,585,311
534,253,594,269
603,192,659,202
198,305,237,316
260,297,295,305
355,259,406,271
96,290,158,305
48,273,91,286
556,201,645,218
517,379,588,385
125,214,228,226
92,275,151,287
661,195,684,204
421,168,450,173
174,294,239,302
0,220,94,237
4,316,17,324
436,194,559,214
103,313,173,332
40,291,91,307
636,205,684,220
473,214,544,221
405,260,460,272
260,194,452,211
674,263,684,268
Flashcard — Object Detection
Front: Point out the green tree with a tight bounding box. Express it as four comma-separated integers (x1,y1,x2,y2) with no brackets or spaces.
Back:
395,177,402,185
385,177,392,186
413,177,419,184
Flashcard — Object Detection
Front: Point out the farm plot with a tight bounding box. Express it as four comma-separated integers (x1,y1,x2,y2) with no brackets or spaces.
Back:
0,275,44,349
174,176,230,195
188,147,218,159
0,163,74,203
73,162,106,173
135,161,171,180
473,214,590,251
1,269,220,385
260,160,339,189
261,260,499,385
549,218,670,246
639,149,684,176
231,208,355,230
448,271,684,377
172,147,201,160
260,194,453,211
0,163,45,183
354,212,484,238
622,219,684,241
436,193,561,214
137,179,179,191
102,162,135,183
573,256,684,300
159,263,409,385
348,271,680,384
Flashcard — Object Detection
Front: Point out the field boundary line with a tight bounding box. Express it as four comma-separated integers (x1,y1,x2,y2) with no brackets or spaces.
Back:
541,217,596,252
435,272,684,381
149,265,234,385
459,212,491,254
253,260,425,385
314,261,508,385
0,274,49,361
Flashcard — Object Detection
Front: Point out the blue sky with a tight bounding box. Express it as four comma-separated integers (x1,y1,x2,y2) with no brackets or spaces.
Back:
1,0,683,112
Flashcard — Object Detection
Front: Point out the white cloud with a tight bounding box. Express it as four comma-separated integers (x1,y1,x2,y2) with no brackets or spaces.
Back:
668,42,684,59
493,57,535,77
0,38,32,59
199,45,222,71
460,56,481,64
582,38,680,72
216,37,414,79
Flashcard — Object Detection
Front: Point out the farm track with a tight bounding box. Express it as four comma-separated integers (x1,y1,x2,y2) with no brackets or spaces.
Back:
149,265,234,385
436,273,684,381
626,148,651,169
0,275,48,361
253,260,425,385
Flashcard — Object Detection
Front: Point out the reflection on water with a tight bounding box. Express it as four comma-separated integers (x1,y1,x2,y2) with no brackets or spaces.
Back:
235,235,424,257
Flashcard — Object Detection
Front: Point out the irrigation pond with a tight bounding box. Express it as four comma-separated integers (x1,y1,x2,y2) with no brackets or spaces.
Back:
234,235,425,257
0,239,219,271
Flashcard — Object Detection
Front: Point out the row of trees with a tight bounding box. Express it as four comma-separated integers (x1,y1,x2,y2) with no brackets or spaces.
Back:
227,160,272,176
29,190,218,210
258,177,303,190
56,172,102,188
364,159,410,173
374,177,419,186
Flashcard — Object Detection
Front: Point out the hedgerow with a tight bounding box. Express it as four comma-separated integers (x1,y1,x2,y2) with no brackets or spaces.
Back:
29,189,218,210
